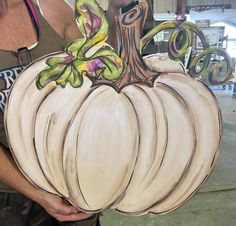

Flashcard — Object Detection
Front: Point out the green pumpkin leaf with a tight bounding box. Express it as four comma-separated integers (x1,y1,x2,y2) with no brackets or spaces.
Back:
36,65,66,90
36,0,124,90
68,67,84,88
46,57,69,67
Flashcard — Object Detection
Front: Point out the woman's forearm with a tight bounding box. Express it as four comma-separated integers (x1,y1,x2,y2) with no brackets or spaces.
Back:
0,146,41,202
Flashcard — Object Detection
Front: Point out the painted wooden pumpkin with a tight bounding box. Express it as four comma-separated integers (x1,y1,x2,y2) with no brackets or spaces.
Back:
5,0,225,215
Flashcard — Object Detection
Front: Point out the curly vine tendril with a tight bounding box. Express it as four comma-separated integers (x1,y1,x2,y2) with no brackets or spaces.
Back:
141,20,233,85
189,47,233,84
36,0,125,89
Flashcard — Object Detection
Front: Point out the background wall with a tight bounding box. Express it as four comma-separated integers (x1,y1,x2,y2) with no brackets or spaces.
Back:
65,0,108,9
66,0,236,12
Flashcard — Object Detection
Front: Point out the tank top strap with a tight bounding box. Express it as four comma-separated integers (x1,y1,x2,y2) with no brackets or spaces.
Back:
19,0,68,55
28,1,68,59
23,0,40,38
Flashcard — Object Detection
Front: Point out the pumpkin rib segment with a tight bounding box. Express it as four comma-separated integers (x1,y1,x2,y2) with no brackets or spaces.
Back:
124,86,158,179
23,84,59,194
143,83,195,214
40,115,58,188
143,89,168,179
149,73,222,214
75,134,89,209
4,56,61,194
34,78,95,201
142,83,197,214
115,92,141,179
115,83,195,215
64,86,109,210
154,173,209,215
77,89,139,211
159,78,221,212
158,140,221,215
62,86,100,207
80,89,139,211
117,85,157,201
33,88,71,197
115,85,168,216
131,85,167,184
63,86,139,211
143,54,186,74
198,80,223,141
112,91,143,215
65,87,110,210
5,90,54,193
116,89,157,194
147,82,197,189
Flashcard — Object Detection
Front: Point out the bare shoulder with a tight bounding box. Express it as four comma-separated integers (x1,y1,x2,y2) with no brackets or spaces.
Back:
36,0,82,42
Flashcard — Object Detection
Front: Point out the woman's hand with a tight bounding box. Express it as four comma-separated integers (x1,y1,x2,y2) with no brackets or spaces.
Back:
0,146,93,223
35,190,94,222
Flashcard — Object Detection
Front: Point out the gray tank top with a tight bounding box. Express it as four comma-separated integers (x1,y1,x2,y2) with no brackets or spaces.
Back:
0,0,68,192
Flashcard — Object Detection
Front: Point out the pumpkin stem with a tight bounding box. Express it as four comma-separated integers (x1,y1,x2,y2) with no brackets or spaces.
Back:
92,1,158,92
115,1,158,90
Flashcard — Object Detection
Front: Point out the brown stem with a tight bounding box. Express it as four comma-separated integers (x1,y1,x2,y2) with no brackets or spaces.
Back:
93,1,158,92
115,1,157,90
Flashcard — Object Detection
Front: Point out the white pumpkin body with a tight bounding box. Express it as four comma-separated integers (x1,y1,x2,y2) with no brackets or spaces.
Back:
5,53,222,215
